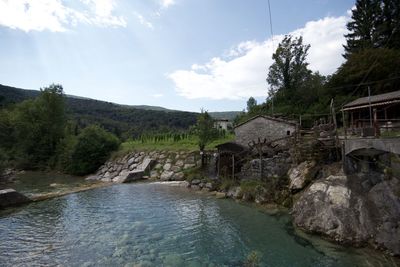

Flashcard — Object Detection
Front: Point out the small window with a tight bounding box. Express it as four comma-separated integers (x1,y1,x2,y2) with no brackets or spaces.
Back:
287,130,291,136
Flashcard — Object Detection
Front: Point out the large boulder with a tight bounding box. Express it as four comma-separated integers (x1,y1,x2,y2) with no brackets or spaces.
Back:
0,189,32,208
288,161,317,192
292,174,400,256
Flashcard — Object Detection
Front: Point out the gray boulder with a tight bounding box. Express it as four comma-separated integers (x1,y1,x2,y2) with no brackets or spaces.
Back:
288,161,316,192
113,170,144,183
0,189,31,208
292,174,400,256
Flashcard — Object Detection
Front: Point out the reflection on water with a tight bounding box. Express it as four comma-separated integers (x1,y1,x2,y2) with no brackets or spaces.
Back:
0,183,398,267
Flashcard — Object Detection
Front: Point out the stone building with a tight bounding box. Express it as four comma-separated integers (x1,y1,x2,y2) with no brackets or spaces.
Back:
214,119,232,131
234,115,297,147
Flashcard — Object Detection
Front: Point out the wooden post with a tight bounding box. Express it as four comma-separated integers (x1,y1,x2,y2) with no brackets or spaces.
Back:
342,110,347,140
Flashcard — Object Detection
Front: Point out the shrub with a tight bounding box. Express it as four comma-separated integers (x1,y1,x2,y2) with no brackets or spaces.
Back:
62,125,120,176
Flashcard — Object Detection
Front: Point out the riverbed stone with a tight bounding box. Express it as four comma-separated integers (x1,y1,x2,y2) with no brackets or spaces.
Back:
172,172,185,181
191,179,201,185
0,189,32,208
160,171,174,181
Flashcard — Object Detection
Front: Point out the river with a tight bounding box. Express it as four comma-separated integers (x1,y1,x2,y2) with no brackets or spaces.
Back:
0,181,398,266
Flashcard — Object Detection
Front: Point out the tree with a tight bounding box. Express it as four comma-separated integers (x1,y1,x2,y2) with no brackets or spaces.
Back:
61,125,120,175
328,48,400,97
11,84,66,168
344,0,400,58
267,35,311,103
344,0,381,58
195,110,218,151
376,0,400,49
246,97,257,112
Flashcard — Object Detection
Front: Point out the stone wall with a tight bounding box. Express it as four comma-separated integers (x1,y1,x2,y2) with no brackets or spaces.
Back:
234,116,296,147
90,150,201,183
238,151,293,180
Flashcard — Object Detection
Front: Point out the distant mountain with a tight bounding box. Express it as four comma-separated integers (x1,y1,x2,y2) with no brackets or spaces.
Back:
209,111,242,120
0,84,198,138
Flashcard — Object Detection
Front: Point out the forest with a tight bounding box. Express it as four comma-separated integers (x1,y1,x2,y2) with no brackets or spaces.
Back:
0,84,198,140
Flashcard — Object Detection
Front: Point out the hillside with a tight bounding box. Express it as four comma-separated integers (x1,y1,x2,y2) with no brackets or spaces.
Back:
0,84,198,139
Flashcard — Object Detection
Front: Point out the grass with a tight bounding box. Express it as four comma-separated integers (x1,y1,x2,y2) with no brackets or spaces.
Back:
115,134,235,156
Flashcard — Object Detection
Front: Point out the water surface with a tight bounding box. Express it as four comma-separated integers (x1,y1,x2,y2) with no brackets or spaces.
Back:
0,183,397,266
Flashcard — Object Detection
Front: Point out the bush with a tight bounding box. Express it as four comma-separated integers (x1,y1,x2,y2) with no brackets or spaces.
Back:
62,125,120,176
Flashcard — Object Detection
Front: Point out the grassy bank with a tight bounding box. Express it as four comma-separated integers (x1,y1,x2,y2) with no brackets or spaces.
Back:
114,134,235,156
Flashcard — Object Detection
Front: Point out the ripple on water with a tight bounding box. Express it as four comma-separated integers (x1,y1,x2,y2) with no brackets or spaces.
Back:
0,183,398,267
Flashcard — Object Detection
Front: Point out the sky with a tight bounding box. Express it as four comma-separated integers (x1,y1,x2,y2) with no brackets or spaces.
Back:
0,0,355,112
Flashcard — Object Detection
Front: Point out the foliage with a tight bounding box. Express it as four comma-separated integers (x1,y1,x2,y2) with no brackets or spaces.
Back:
267,35,311,103
115,133,235,157
344,0,400,58
61,125,120,176
0,84,198,140
8,84,66,169
194,110,219,151
328,48,400,102
246,97,257,112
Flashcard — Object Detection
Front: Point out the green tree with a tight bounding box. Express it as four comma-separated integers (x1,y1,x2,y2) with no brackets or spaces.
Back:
328,48,400,99
344,0,381,58
195,110,218,151
267,35,311,103
376,0,400,49
11,84,66,168
246,97,257,112
62,125,120,175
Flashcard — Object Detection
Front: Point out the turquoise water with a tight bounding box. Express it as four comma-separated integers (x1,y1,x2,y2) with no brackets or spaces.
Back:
0,183,397,266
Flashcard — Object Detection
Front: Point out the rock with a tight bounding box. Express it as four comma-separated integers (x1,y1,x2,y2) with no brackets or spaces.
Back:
191,179,201,185
127,157,136,165
101,178,112,182
175,160,184,167
227,187,242,199
291,173,400,256
172,172,185,181
184,164,196,170
150,171,159,179
154,163,163,170
0,189,31,208
129,163,138,171
215,192,226,199
166,158,172,163
205,182,215,190
160,171,174,181
163,163,172,171
288,161,317,192
171,166,181,172
49,183,60,187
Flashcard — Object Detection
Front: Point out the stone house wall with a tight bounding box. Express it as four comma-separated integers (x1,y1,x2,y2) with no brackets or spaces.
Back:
238,151,293,180
234,116,296,147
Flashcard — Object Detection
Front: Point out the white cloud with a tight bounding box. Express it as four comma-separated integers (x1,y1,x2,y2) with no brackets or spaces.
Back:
168,15,349,100
0,0,126,32
151,93,164,98
135,12,154,30
161,0,176,9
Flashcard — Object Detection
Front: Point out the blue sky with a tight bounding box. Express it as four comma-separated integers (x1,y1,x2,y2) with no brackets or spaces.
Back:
0,0,354,112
